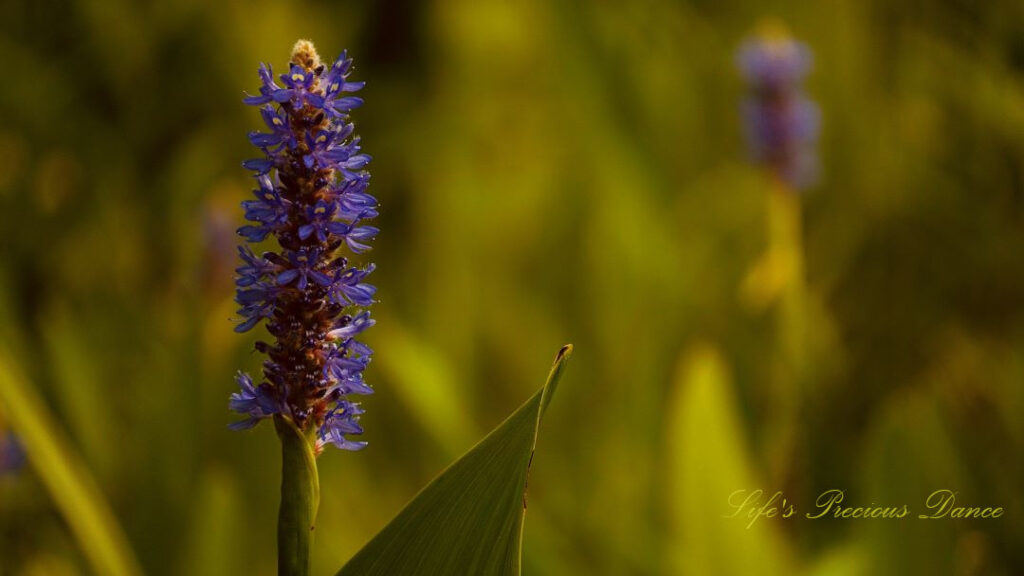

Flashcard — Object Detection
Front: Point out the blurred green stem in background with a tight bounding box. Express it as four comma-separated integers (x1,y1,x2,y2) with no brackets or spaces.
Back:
741,179,808,488
770,181,808,381
0,346,143,576
275,414,321,576
769,180,808,490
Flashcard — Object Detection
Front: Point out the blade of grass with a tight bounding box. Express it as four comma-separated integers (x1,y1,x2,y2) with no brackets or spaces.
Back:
0,346,143,576
666,343,795,575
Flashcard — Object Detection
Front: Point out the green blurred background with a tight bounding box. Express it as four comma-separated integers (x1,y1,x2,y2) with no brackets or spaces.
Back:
1,0,1023,574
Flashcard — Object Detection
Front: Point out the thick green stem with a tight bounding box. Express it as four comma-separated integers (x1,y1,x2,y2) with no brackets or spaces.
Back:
275,415,320,576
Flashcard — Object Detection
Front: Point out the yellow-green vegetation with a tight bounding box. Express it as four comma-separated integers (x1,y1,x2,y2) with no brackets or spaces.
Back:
0,1,1022,574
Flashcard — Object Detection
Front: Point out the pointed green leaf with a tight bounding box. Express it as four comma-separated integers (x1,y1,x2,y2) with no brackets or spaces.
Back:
336,344,572,576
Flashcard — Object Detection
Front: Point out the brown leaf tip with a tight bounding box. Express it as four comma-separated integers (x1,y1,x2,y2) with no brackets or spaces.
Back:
556,344,573,362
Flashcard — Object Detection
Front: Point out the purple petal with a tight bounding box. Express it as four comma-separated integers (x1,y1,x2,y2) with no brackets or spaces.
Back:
310,270,333,286
234,316,262,333
242,158,275,174
277,269,299,285
228,417,263,430
343,154,371,169
243,94,272,105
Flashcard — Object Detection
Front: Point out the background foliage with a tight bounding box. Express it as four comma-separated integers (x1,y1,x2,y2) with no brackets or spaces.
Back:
1,0,1023,574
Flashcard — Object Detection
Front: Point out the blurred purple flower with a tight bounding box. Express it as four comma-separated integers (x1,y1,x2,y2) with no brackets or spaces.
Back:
737,28,820,190
0,433,24,475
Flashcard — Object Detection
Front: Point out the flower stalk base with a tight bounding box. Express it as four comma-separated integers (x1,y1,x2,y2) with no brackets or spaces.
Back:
276,415,320,576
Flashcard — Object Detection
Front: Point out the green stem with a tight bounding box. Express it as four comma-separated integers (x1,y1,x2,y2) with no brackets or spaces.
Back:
275,415,320,576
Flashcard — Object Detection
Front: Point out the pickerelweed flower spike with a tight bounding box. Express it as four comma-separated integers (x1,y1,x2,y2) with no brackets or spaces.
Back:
737,23,820,190
232,40,377,454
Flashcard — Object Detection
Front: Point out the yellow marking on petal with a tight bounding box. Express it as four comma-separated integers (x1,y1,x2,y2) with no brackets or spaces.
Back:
315,206,326,214
316,134,327,143
292,73,304,82
272,117,283,126
330,83,339,92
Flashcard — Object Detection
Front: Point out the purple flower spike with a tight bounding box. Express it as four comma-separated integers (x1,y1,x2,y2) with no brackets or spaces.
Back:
737,25,820,190
231,40,377,453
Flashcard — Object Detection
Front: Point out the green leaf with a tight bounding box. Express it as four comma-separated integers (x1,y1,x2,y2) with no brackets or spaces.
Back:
665,343,795,576
336,344,573,576
0,346,143,576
